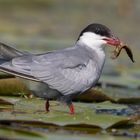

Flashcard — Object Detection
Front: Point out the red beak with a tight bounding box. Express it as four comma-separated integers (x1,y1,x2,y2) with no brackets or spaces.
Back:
103,37,121,46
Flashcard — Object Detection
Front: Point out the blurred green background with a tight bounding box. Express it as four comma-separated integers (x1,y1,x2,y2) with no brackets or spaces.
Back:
0,0,139,72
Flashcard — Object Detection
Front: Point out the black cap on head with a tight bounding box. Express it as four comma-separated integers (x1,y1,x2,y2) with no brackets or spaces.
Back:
77,23,113,40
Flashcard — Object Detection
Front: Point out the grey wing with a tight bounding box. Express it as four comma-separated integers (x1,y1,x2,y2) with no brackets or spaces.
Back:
31,52,93,95
0,55,39,81
0,49,97,95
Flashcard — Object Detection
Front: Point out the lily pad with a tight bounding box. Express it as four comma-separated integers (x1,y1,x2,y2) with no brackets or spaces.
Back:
93,101,133,116
0,125,136,140
102,87,140,104
108,124,140,139
0,126,47,140
74,88,115,102
0,78,29,96
0,98,132,130
46,133,138,140
0,97,17,112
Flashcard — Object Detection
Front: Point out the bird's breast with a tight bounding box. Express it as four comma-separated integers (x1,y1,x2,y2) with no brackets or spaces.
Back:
86,52,105,88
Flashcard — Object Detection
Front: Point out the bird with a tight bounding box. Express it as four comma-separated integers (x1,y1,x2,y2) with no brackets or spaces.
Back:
0,23,121,114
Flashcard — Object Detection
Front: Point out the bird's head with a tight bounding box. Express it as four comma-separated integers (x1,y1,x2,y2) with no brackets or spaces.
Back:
77,23,121,50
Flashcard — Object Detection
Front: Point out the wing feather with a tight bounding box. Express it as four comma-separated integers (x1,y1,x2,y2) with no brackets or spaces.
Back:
31,51,96,95
0,46,97,95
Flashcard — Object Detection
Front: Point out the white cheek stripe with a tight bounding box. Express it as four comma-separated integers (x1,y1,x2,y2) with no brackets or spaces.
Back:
77,32,106,67
78,32,106,50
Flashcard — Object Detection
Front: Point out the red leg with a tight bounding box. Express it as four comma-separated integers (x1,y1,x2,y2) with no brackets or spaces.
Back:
68,103,75,114
45,99,50,112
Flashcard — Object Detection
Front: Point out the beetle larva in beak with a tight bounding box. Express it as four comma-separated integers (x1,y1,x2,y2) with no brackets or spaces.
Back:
111,43,135,63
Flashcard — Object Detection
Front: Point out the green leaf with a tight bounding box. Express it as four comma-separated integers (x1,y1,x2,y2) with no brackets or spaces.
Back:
0,98,131,129
0,126,47,140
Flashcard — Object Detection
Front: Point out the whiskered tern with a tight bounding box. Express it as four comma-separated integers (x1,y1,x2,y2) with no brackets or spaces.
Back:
0,23,121,114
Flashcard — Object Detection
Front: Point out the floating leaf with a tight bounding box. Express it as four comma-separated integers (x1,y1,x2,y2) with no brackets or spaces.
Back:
0,78,29,96
107,119,133,129
74,88,115,103
108,124,140,139
0,96,20,105
0,98,14,105
93,101,133,116
0,98,132,130
0,126,47,140
102,87,140,104
0,120,101,134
